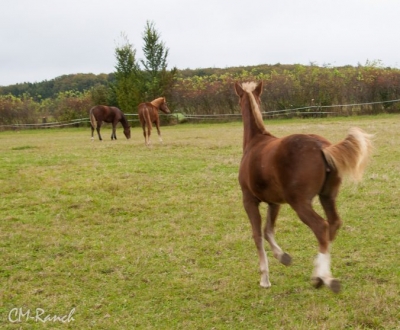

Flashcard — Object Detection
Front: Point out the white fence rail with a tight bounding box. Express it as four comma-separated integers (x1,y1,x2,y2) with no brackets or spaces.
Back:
1,99,399,129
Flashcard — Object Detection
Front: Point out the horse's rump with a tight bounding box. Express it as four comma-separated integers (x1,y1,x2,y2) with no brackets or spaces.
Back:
138,103,152,125
141,104,153,128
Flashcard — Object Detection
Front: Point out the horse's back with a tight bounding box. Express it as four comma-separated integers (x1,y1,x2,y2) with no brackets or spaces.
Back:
138,102,152,111
91,105,122,123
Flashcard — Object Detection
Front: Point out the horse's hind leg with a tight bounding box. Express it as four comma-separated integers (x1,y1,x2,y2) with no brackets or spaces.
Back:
319,195,342,242
290,200,340,293
146,124,152,146
142,125,149,146
243,192,271,288
319,173,342,242
264,203,292,266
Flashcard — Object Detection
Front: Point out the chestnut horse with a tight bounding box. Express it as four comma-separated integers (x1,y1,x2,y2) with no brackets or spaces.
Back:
234,81,372,293
90,105,131,141
138,97,170,146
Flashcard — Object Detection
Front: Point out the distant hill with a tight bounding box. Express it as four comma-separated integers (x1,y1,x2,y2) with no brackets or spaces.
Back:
0,73,115,100
0,64,303,100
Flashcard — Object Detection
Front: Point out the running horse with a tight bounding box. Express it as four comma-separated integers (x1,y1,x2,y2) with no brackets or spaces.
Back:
138,97,170,146
234,81,372,293
89,105,131,141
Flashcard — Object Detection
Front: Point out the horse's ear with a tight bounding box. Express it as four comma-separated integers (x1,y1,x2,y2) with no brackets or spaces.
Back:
254,81,263,97
234,82,244,97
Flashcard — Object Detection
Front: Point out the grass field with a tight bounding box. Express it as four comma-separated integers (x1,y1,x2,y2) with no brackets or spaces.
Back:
0,115,399,329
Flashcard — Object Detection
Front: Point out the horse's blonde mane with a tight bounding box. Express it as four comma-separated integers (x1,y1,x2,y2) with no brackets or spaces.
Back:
150,97,165,107
241,82,258,93
241,82,268,134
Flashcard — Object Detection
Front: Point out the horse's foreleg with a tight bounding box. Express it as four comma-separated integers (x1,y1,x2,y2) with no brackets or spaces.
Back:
290,201,340,293
111,124,117,140
96,123,102,141
264,203,292,266
155,120,163,143
243,192,271,288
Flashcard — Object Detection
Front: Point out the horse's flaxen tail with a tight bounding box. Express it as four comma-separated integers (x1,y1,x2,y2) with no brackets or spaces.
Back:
89,108,97,129
322,127,373,182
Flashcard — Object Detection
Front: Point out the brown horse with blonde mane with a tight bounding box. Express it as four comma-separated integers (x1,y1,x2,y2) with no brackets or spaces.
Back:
90,105,131,141
235,81,372,293
138,97,170,146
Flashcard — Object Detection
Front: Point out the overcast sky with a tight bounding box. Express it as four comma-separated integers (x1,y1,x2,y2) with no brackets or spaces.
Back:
1,0,399,86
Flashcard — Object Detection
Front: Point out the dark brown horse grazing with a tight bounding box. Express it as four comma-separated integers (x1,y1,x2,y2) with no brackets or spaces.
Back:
138,97,170,146
234,81,373,293
90,105,131,141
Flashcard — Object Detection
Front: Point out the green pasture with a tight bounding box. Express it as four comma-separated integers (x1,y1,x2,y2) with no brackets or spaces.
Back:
0,115,399,329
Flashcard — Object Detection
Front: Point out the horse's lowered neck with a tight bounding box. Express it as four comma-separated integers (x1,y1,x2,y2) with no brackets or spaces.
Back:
119,114,129,128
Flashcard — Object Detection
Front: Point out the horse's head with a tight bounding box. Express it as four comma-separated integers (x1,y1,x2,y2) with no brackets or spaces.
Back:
235,81,263,108
124,127,131,139
160,98,171,114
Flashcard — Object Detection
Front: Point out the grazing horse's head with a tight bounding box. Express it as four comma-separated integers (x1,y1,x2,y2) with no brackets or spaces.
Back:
123,126,131,139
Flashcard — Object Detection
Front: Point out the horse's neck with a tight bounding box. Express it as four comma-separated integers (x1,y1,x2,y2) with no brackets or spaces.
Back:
242,99,270,149
150,98,163,109
119,114,129,128
243,123,261,150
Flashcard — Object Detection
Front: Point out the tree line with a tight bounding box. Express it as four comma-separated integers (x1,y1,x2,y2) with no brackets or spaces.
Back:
172,62,400,117
1,26,400,127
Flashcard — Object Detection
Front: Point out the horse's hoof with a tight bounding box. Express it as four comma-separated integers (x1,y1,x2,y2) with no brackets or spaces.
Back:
260,281,271,289
280,253,292,266
311,277,324,289
329,279,341,294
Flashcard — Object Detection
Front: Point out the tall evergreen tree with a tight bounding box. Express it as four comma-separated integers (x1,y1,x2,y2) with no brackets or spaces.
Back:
140,21,177,100
113,33,141,112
